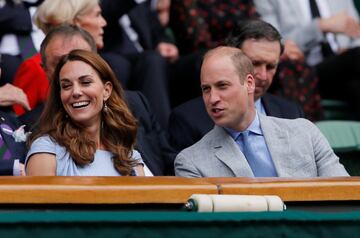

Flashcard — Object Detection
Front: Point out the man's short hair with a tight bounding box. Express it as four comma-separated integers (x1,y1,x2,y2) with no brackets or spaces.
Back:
225,19,284,55
203,46,254,84
40,24,97,68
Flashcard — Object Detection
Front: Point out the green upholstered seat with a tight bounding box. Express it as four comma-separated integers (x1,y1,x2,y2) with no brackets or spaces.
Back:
321,99,352,120
316,120,360,175
316,120,360,153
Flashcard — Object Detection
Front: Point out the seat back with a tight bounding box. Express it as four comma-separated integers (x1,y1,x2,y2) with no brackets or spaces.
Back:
316,120,360,175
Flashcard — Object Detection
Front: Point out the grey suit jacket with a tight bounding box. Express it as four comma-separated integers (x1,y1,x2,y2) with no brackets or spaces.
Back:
175,115,349,178
254,0,360,53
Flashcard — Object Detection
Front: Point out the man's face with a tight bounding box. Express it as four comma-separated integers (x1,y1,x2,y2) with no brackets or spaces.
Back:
241,39,280,100
44,36,92,80
201,53,255,131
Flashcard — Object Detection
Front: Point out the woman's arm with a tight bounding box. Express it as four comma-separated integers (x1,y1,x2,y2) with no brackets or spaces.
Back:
26,153,56,176
134,164,145,176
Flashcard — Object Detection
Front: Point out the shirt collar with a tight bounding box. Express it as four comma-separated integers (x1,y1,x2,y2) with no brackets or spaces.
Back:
224,111,263,140
255,98,266,115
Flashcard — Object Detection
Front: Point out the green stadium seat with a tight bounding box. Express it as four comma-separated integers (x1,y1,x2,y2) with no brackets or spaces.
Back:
316,120,360,175
321,99,352,120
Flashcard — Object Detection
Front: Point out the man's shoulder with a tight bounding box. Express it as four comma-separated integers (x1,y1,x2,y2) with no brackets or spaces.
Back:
261,114,315,132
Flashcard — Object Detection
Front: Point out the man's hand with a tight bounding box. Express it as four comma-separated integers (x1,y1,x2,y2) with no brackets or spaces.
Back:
157,42,179,63
282,40,305,61
0,83,31,110
319,12,360,38
19,163,25,176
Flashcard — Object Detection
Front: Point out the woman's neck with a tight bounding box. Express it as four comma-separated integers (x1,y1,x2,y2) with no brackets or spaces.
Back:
83,122,102,149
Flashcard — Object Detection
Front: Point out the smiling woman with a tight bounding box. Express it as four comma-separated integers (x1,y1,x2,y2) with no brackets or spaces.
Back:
25,50,145,176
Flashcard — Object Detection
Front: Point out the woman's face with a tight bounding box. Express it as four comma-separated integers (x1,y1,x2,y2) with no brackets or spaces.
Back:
75,4,107,49
59,60,112,127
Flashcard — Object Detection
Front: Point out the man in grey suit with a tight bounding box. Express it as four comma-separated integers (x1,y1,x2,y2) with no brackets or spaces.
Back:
175,46,349,178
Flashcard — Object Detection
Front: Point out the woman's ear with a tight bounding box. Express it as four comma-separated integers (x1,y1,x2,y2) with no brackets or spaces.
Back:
103,81,113,101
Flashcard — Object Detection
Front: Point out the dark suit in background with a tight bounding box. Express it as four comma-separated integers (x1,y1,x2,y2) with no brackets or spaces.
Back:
101,0,171,128
168,94,304,152
126,91,176,175
0,0,41,85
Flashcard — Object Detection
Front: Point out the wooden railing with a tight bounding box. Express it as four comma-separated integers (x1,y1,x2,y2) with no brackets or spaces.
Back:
0,176,359,205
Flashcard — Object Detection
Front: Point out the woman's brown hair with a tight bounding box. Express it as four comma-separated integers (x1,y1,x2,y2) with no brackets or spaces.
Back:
28,50,138,175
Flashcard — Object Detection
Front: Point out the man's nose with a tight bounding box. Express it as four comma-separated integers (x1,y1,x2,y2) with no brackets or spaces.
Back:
209,90,220,104
101,15,107,27
255,65,267,81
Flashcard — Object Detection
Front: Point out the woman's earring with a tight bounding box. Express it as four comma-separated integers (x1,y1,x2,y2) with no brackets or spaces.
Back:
103,101,108,112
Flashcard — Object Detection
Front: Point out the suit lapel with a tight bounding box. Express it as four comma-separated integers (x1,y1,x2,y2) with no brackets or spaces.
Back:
211,126,254,177
259,115,291,176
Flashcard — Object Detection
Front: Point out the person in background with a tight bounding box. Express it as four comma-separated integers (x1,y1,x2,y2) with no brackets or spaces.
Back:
0,56,26,176
0,110,26,176
255,0,360,119
0,0,44,85
0,83,30,111
26,50,145,176
175,46,348,178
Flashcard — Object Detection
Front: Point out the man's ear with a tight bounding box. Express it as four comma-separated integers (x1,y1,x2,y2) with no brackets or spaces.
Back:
73,17,82,27
246,74,255,94
103,81,113,101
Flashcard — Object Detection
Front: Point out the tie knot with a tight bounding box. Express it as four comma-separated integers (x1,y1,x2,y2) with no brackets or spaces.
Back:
235,130,249,143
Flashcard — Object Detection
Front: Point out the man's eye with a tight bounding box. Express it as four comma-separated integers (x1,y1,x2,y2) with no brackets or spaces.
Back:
267,64,276,70
202,87,210,93
252,61,261,67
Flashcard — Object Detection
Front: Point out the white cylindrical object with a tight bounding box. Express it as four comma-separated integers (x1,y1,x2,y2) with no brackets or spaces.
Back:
210,195,268,212
188,194,285,212
189,194,214,212
264,195,285,211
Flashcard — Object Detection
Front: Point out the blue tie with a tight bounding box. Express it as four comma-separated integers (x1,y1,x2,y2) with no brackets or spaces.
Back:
237,131,276,177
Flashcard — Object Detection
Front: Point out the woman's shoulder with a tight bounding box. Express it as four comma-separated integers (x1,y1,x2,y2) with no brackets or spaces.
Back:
132,149,141,158
27,135,65,159
31,135,57,149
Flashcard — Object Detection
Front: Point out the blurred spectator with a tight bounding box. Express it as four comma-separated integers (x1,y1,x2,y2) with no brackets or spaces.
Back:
0,57,26,176
255,0,360,119
0,0,44,85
